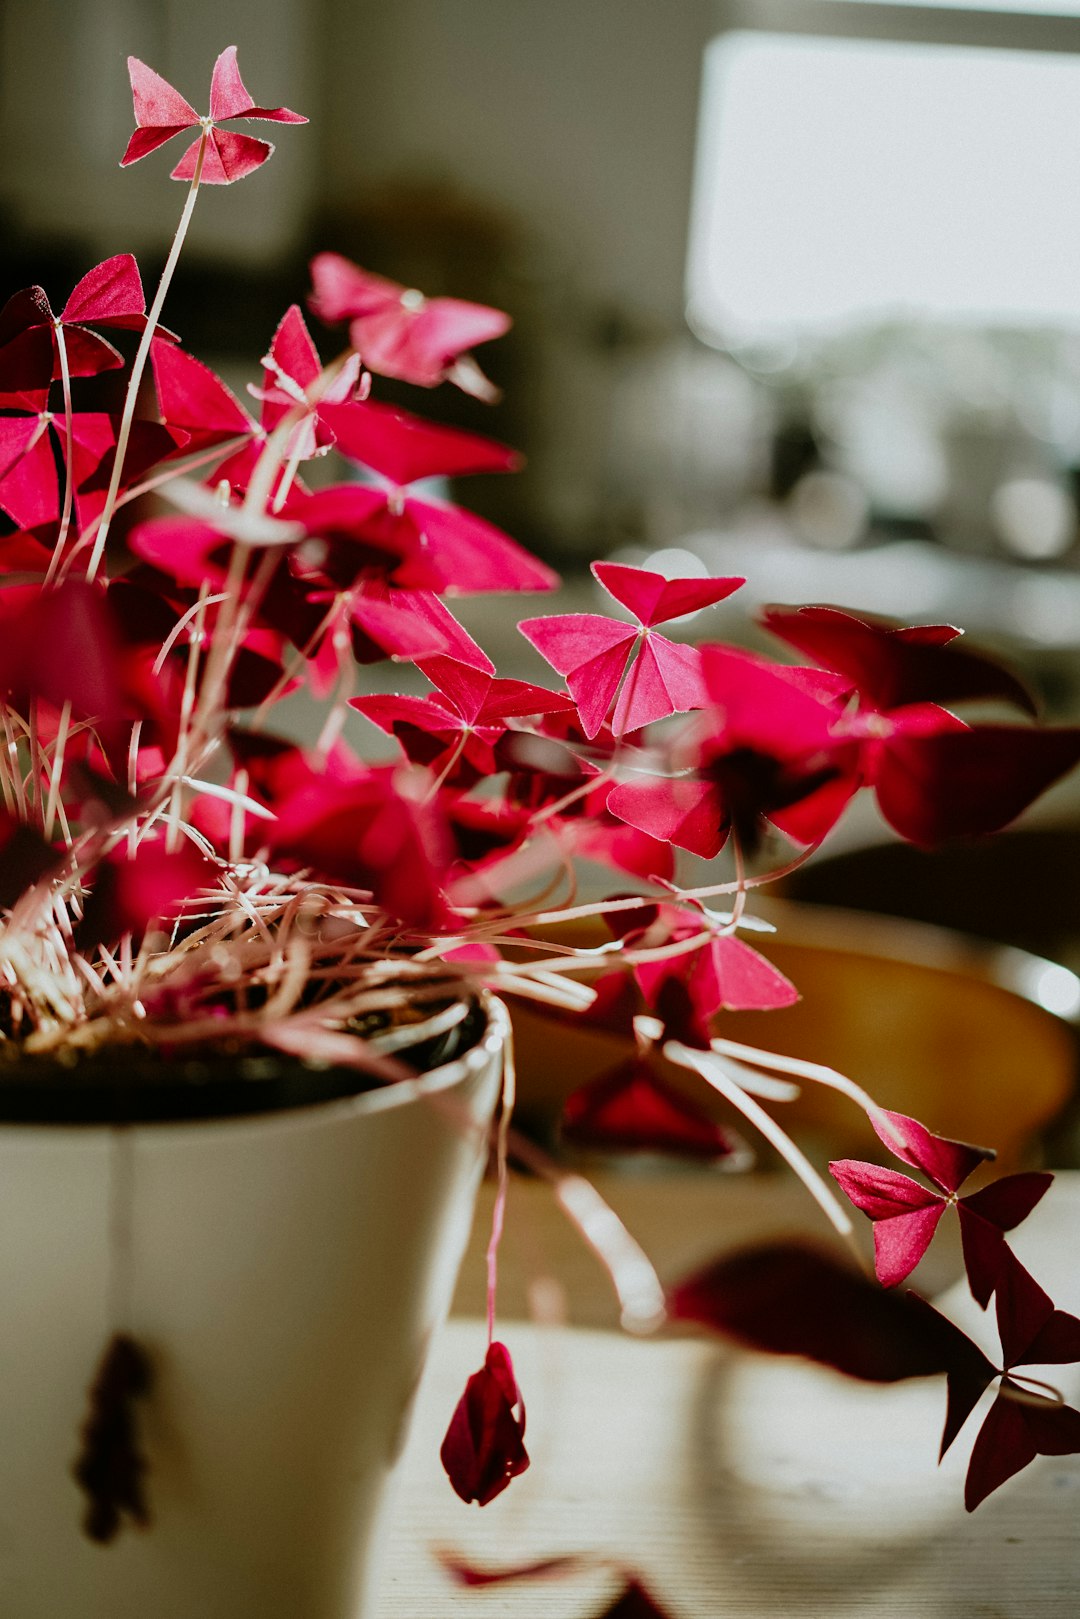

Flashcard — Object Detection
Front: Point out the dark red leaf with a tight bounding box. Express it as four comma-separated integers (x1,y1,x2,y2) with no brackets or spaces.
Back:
594,1581,678,1619
669,1241,994,1386
957,1174,1053,1307
440,1340,529,1506
72,1333,152,1544
0,815,63,909
761,603,1036,716
964,1386,1080,1511
995,1247,1080,1370
561,1057,743,1162
873,725,1080,845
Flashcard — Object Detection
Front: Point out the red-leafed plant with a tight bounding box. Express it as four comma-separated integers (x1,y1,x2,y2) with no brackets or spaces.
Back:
2,46,1080,1566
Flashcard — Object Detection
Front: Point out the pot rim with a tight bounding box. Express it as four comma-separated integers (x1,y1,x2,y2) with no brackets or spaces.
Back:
0,992,508,1145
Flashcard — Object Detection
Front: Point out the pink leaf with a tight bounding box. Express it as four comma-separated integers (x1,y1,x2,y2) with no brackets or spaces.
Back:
355,587,493,677
829,1159,947,1286
611,635,706,736
829,1160,944,1222
208,45,307,124
267,764,453,931
60,254,147,330
126,56,198,131
440,1341,529,1506
519,613,637,738
171,128,274,185
593,561,743,626
404,496,558,594
347,598,450,663
869,1108,994,1194
263,303,323,395
0,419,57,529
120,124,192,167
77,841,215,953
633,926,799,1045
322,398,520,486
607,776,726,860
122,49,304,179
150,340,256,446
523,571,735,738
871,1206,949,1290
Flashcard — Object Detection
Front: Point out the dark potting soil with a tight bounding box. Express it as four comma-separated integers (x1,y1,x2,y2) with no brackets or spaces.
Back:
0,1001,487,1125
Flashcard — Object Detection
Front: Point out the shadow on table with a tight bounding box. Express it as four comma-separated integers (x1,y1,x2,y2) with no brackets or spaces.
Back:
683,1345,1080,1611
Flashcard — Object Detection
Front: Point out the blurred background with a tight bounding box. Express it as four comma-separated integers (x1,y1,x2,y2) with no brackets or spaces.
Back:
4,0,1080,976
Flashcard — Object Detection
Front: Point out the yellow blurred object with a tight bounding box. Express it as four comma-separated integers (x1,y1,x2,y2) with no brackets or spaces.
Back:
510,902,1077,1177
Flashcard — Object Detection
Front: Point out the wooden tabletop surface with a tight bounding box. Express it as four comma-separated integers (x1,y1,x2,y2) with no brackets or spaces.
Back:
375,1168,1080,1618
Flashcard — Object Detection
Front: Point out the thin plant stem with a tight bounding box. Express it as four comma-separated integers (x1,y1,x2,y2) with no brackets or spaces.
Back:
85,127,210,582
42,699,72,841
64,436,251,573
665,1040,869,1272
486,1024,516,1346
44,321,76,586
1000,1375,1065,1409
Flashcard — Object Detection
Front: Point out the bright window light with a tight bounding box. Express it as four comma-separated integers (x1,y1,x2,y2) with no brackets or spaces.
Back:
829,0,1080,11
687,30,1080,343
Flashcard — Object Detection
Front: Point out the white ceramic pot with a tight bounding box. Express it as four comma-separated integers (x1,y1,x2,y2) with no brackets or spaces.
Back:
0,997,507,1619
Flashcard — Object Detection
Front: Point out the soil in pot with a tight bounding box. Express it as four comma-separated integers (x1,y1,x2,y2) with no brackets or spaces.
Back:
0,999,489,1124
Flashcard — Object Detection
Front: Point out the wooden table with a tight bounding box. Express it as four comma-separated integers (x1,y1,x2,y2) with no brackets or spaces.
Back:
376,1171,1080,1618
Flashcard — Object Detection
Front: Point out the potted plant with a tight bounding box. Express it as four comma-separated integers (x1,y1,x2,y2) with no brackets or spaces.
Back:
2,43,1080,1619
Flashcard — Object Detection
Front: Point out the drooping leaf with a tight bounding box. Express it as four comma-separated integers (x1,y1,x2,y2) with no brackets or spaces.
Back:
440,1340,529,1506
72,1333,152,1545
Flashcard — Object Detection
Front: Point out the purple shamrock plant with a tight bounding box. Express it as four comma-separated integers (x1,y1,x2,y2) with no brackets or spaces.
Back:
0,44,1078,1576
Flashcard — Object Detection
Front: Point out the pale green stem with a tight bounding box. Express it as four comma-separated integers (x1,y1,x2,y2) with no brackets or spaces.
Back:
42,699,72,841
44,322,76,587
66,436,250,573
665,1040,869,1273
165,584,212,853
2,708,30,821
85,127,210,582
486,1024,516,1346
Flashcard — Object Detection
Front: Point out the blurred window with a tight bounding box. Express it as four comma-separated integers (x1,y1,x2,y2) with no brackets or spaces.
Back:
688,3,1080,344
